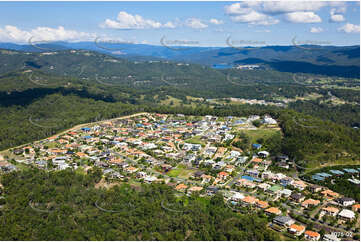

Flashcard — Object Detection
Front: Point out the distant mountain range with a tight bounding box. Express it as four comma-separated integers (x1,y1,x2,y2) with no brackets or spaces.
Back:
0,42,359,78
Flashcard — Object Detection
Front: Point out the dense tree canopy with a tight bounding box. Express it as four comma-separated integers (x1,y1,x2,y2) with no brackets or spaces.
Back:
0,169,280,241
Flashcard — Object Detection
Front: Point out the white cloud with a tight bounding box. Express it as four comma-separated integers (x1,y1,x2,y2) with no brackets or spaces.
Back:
210,18,223,25
261,1,327,15
329,8,346,22
285,12,322,23
225,1,326,15
330,6,347,14
101,11,174,29
0,25,95,43
185,18,208,29
338,23,360,33
163,21,176,28
225,3,279,26
225,2,259,15
224,1,349,25
310,27,323,33
330,13,345,22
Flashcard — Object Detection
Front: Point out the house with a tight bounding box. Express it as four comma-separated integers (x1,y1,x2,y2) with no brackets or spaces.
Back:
246,169,259,177
241,196,257,206
217,171,229,181
251,157,263,163
183,154,197,163
304,230,320,241
276,155,289,162
95,161,108,168
160,164,172,172
292,180,307,190
187,186,203,194
258,183,271,191
321,189,340,200
278,162,289,169
175,184,188,192
103,169,123,179
58,163,70,170
230,150,240,158
258,151,269,158
225,165,235,173
0,161,17,172
280,189,292,198
273,216,295,227
352,204,360,212
338,209,355,221
237,178,256,189
288,224,306,236
201,174,212,184
309,185,322,193
144,176,157,184
265,207,282,216
192,171,205,179
230,192,244,202
256,200,269,209
263,116,277,125
124,166,138,173
301,199,320,208
136,172,147,179
261,171,275,180
252,144,262,149
206,186,218,196
236,156,248,165
290,193,305,203
213,161,226,170
321,206,339,217
335,197,356,207
280,177,294,186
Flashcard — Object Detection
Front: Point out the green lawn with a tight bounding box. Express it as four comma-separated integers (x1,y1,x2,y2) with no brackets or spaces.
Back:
167,169,182,177
167,167,194,178
185,136,205,146
242,128,281,144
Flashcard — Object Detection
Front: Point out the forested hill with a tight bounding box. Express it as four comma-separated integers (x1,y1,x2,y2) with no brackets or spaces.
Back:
0,48,321,102
0,42,359,78
0,168,280,240
1,48,358,105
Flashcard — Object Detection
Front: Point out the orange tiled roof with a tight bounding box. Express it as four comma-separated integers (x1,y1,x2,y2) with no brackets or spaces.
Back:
76,152,86,157
189,186,203,192
302,199,320,206
321,189,339,198
352,204,360,209
252,158,262,163
293,180,307,187
202,174,212,179
305,230,320,238
242,196,257,204
256,200,269,208
290,224,305,232
175,184,188,190
218,171,229,177
322,206,339,213
265,207,281,214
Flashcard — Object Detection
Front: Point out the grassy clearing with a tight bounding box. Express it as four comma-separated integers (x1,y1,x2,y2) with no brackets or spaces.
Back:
241,128,281,144
185,135,205,146
168,168,193,179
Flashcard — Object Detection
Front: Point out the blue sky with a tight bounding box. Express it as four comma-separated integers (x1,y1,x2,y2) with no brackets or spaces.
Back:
0,1,359,47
